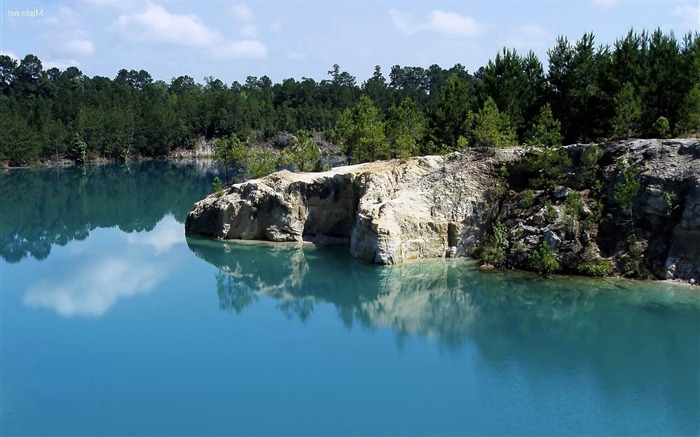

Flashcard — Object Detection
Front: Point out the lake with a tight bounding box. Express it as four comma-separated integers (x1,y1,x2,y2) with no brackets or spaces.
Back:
1,161,698,436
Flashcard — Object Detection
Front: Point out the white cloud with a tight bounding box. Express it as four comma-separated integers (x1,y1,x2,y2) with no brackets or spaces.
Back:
502,24,552,51
126,215,184,254
211,40,267,59
285,50,306,61
113,1,267,59
269,20,284,34
230,3,254,22
429,10,483,37
115,1,221,47
389,7,485,38
388,8,416,36
240,24,260,39
43,30,95,57
672,4,700,30
84,0,139,11
62,38,95,57
23,257,164,317
23,216,183,317
592,0,618,9
44,6,80,27
230,3,260,39
43,58,82,70
39,7,94,58
0,51,19,61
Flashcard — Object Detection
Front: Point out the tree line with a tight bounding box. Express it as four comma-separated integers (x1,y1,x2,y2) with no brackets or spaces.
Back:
1,28,698,166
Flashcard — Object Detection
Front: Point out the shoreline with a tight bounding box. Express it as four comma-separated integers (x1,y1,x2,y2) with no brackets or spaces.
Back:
186,234,700,288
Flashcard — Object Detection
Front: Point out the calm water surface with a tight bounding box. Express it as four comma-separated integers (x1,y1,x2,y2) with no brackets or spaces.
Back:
1,162,699,436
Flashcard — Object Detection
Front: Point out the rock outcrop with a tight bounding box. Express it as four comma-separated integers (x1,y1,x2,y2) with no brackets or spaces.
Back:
186,150,513,264
186,139,700,282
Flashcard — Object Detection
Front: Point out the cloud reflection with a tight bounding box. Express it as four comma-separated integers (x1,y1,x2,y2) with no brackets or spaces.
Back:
23,215,184,317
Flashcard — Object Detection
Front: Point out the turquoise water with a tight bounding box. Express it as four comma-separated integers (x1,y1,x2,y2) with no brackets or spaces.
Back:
1,162,699,436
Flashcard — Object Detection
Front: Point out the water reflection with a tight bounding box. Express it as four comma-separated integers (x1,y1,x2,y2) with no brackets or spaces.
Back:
0,160,220,263
23,215,186,317
187,236,700,432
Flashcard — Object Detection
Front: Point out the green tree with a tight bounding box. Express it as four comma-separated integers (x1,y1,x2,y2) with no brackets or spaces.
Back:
613,158,641,221
480,222,509,269
248,148,278,178
70,132,87,164
285,129,320,172
472,97,516,150
652,116,671,139
213,135,249,182
386,98,427,158
433,75,473,150
528,242,561,275
612,83,642,138
362,65,391,111
525,103,563,147
336,95,387,164
481,49,548,141
679,85,700,134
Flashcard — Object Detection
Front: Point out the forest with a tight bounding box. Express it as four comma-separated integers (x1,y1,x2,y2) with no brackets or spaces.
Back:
1,28,698,167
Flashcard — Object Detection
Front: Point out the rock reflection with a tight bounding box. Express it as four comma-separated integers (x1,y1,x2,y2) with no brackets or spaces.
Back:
187,235,700,431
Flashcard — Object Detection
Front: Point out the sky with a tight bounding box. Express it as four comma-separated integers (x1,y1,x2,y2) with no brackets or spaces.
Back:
1,0,698,85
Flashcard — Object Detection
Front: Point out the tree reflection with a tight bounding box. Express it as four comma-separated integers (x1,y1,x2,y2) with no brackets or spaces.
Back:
215,269,258,314
0,161,221,263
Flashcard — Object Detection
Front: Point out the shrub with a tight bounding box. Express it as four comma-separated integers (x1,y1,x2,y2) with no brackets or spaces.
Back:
481,222,509,269
544,200,558,221
578,261,613,276
613,158,641,221
212,176,224,195
652,116,671,139
528,242,560,275
522,189,534,208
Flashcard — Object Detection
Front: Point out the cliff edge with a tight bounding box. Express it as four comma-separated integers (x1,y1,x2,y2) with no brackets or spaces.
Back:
185,139,699,282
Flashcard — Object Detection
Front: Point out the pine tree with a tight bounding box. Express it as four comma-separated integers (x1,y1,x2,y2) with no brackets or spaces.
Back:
525,104,563,147
473,97,516,151
386,98,427,159
612,83,642,139
286,129,320,172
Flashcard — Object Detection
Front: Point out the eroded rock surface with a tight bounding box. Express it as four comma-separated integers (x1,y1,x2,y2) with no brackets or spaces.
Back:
186,151,513,264
186,139,700,282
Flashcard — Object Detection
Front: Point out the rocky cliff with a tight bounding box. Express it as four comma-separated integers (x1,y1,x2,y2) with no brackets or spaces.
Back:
185,139,700,283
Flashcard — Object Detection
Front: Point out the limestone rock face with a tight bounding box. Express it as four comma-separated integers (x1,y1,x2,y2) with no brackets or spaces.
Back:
186,151,512,264
186,139,700,282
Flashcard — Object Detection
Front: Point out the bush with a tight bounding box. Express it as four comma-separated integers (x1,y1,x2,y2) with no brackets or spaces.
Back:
528,242,560,275
480,222,509,269
544,200,558,221
652,116,671,139
522,189,534,208
212,176,224,195
578,261,613,276
613,158,641,221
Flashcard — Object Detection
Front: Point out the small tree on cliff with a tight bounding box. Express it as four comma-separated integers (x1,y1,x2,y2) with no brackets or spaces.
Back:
335,95,387,164
285,129,320,172
613,157,641,222
472,97,516,152
525,104,563,148
213,135,248,182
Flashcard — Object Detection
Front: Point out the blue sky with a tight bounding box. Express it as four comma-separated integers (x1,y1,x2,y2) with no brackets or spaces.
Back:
1,0,698,84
